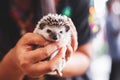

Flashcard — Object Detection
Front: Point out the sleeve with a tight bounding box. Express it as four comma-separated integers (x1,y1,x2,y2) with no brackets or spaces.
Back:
70,0,92,46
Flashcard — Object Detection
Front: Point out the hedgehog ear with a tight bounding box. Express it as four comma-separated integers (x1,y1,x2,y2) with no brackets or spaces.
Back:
39,23,46,30
65,25,70,32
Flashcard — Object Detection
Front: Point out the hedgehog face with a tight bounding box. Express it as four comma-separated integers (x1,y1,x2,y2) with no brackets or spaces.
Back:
39,25,68,42
34,14,71,42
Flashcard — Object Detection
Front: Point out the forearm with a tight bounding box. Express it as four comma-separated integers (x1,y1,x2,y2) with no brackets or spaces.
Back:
62,51,90,77
0,49,24,80
62,42,92,78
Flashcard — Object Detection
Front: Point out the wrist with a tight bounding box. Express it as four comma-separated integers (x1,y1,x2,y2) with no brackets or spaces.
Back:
0,48,24,80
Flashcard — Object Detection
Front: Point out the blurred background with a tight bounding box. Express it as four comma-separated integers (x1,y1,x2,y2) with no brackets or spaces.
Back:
88,0,120,80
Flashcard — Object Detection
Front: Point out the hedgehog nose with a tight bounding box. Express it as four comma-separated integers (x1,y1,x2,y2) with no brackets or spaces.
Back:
52,35,58,40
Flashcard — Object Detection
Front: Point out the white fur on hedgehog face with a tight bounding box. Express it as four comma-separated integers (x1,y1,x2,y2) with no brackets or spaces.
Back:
35,24,68,42
33,14,71,43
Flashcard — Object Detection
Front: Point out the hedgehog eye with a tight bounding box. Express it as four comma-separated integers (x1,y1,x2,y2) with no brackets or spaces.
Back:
60,31,63,34
47,29,52,33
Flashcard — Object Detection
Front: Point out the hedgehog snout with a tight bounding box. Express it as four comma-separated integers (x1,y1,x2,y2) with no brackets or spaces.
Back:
52,34,58,40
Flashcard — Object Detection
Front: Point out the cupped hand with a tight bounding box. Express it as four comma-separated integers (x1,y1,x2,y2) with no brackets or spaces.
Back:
11,33,65,78
67,18,78,51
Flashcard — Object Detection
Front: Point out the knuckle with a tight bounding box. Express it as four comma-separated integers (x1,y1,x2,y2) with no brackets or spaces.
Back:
24,33,31,37
22,33,29,39
21,66,35,77
20,62,27,69
27,72,36,78
48,65,55,72
26,70,42,78
43,48,50,57
19,59,29,69
44,52,50,57
48,62,58,72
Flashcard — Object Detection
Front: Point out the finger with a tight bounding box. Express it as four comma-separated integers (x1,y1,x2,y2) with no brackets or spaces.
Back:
24,61,51,77
67,18,78,51
66,44,73,61
71,33,78,51
67,18,76,31
49,46,67,71
26,43,62,63
52,46,67,61
19,33,48,46
25,47,67,77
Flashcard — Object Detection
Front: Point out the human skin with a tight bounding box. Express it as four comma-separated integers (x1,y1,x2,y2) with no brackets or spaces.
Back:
0,33,69,80
61,42,92,77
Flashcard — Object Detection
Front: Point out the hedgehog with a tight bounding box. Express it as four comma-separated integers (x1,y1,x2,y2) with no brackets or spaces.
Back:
33,13,71,76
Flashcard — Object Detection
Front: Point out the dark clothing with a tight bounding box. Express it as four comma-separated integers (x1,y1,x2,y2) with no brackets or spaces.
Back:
106,14,120,80
110,61,120,80
106,0,120,80
106,13,120,61
0,0,38,60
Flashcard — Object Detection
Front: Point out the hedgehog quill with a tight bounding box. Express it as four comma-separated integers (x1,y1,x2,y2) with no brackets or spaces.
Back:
33,14,71,76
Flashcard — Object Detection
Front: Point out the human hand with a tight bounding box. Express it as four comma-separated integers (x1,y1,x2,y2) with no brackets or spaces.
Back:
9,33,65,78
67,18,78,51
62,18,78,62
